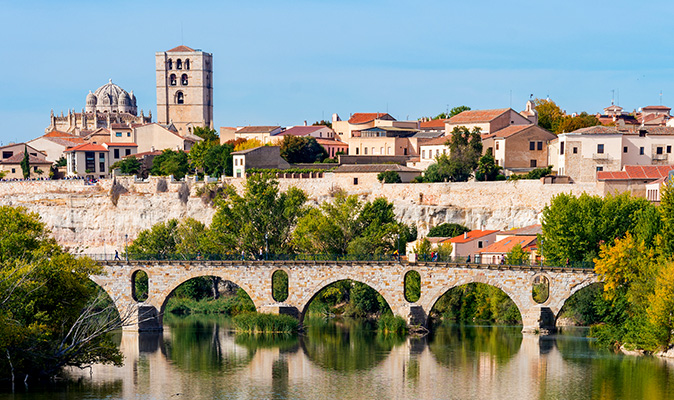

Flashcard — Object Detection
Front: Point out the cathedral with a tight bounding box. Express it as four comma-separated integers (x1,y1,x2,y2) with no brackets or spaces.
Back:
46,80,152,135
46,45,213,137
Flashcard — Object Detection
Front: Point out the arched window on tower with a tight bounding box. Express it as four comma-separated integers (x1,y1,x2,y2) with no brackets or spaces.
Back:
168,59,173,69
185,59,190,70
176,91,184,104
181,74,188,85
176,59,182,69
169,74,177,86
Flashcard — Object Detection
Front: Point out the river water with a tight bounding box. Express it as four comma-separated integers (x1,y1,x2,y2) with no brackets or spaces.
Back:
3,315,674,400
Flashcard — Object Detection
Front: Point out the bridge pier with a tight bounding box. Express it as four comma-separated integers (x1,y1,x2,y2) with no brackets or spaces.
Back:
258,304,300,319
396,304,427,327
122,304,164,332
521,305,556,335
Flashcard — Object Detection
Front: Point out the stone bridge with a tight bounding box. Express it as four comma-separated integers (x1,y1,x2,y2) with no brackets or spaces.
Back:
90,260,599,334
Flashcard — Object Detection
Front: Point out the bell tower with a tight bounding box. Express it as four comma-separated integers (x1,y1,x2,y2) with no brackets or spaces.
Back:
156,45,213,135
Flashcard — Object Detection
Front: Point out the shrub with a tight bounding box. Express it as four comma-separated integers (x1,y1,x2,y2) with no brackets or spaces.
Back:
378,314,407,334
232,312,299,333
377,170,402,183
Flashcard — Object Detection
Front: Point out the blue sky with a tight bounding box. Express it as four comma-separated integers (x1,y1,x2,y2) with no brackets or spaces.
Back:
2,0,674,144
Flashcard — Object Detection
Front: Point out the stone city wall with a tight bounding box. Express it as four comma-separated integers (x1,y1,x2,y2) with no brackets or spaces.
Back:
0,176,602,253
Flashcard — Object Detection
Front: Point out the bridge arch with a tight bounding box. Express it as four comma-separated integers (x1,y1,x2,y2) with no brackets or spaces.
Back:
155,271,262,315
297,275,398,324
421,275,527,326
553,280,603,321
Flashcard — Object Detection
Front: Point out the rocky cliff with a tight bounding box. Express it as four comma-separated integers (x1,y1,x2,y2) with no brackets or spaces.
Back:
0,176,602,254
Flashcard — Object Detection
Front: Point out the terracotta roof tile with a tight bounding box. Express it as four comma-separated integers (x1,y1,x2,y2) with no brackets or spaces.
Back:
0,152,52,165
335,164,420,173
315,138,348,146
449,230,499,244
104,142,138,147
348,113,395,124
44,129,74,138
66,143,108,152
419,136,450,146
479,235,538,254
570,126,621,134
236,126,281,134
498,225,542,236
597,165,674,181
276,126,326,136
447,109,510,124
167,45,195,52
420,119,448,129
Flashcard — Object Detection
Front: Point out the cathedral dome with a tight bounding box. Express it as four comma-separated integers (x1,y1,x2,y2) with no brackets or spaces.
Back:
91,80,137,115
86,91,97,106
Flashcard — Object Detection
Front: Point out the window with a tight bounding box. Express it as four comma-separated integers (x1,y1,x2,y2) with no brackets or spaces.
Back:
436,149,440,157
33,166,38,172
185,59,190,70
597,144,604,154
422,150,426,159
495,159,499,166
364,147,368,155
537,141,543,151
380,147,383,154
85,151,95,172
168,59,173,70
114,149,120,159
668,146,672,154
127,132,131,137
573,147,578,154
169,74,176,86
176,59,182,69
624,146,628,153
529,142,535,151
176,92,184,104
11,168,15,173
115,132,122,137
530,159,537,168
657,147,664,155
181,74,188,85
355,148,359,155
478,241,483,249
125,149,131,156
495,142,499,150
596,166,603,172
560,142,565,155
353,177,359,185
99,153,105,173
404,148,408,155
640,147,645,155
2,151,13,159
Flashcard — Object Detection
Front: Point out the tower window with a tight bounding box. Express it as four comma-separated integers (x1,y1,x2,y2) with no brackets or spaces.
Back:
176,59,182,70
168,59,173,70
169,74,176,86
176,92,184,104
185,59,190,70
181,74,188,85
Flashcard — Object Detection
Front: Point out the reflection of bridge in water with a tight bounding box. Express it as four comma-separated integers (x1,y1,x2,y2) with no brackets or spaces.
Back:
91,260,599,333
68,326,584,400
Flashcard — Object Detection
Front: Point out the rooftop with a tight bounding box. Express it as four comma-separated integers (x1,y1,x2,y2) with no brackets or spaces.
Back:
167,45,195,53
419,135,450,146
276,126,327,136
448,230,499,244
447,108,511,124
348,113,395,124
597,165,674,181
420,119,448,129
334,164,421,173
0,152,51,165
498,224,542,236
479,235,538,254
236,126,281,134
65,143,108,153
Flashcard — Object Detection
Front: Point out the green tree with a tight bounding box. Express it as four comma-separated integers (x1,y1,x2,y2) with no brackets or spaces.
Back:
534,98,565,132
127,218,217,258
191,126,219,142
449,105,471,117
151,149,190,179
557,112,601,133
475,151,501,181
427,223,469,238
110,157,141,175
377,170,402,183
425,126,482,182
20,145,30,179
0,206,122,380
505,244,529,265
313,120,332,129
659,182,674,256
190,141,235,177
540,192,654,264
210,174,307,256
279,135,328,163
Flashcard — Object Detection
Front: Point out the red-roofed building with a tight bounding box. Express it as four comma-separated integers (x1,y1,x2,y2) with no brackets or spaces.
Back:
446,230,499,259
482,125,556,173
276,125,336,139
332,112,418,148
478,235,538,264
446,108,532,135
0,145,52,180
66,143,110,178
597,164,674,199
549,126,674,183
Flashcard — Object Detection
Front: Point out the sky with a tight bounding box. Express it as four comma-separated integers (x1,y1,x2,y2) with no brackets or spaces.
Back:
2,0,674,145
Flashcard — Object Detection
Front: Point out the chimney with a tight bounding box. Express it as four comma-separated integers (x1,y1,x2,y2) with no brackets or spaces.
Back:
304,120,307,126
464,232,468,239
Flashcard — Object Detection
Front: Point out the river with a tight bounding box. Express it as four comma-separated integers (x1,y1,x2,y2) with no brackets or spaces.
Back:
2,315,674,399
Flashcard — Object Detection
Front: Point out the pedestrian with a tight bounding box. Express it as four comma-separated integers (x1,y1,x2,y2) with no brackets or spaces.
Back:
241,250,245,261
114,250,120,260
466,255,471,263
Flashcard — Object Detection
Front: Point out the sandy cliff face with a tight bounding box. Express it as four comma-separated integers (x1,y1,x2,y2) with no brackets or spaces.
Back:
0,177,601,253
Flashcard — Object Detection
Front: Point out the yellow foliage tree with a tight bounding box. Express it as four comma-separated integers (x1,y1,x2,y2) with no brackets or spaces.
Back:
233,139,264,152
648,260,674,347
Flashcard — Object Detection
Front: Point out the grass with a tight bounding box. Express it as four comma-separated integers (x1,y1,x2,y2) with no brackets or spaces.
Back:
232,312,300,334
377,314,408,335
165,295,255,316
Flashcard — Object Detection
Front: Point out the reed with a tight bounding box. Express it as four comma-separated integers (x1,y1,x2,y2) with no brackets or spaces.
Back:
232,312,299,333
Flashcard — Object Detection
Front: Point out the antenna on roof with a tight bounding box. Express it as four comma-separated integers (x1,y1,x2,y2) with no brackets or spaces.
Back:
611,89,615,105
617,88,620,106
660,90,663,105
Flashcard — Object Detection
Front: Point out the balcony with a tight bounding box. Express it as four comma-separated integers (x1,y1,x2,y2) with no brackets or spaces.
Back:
653,153,668,161
592,153,609,160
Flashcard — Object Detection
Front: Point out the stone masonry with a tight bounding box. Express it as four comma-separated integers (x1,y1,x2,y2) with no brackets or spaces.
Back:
91,260,598,334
